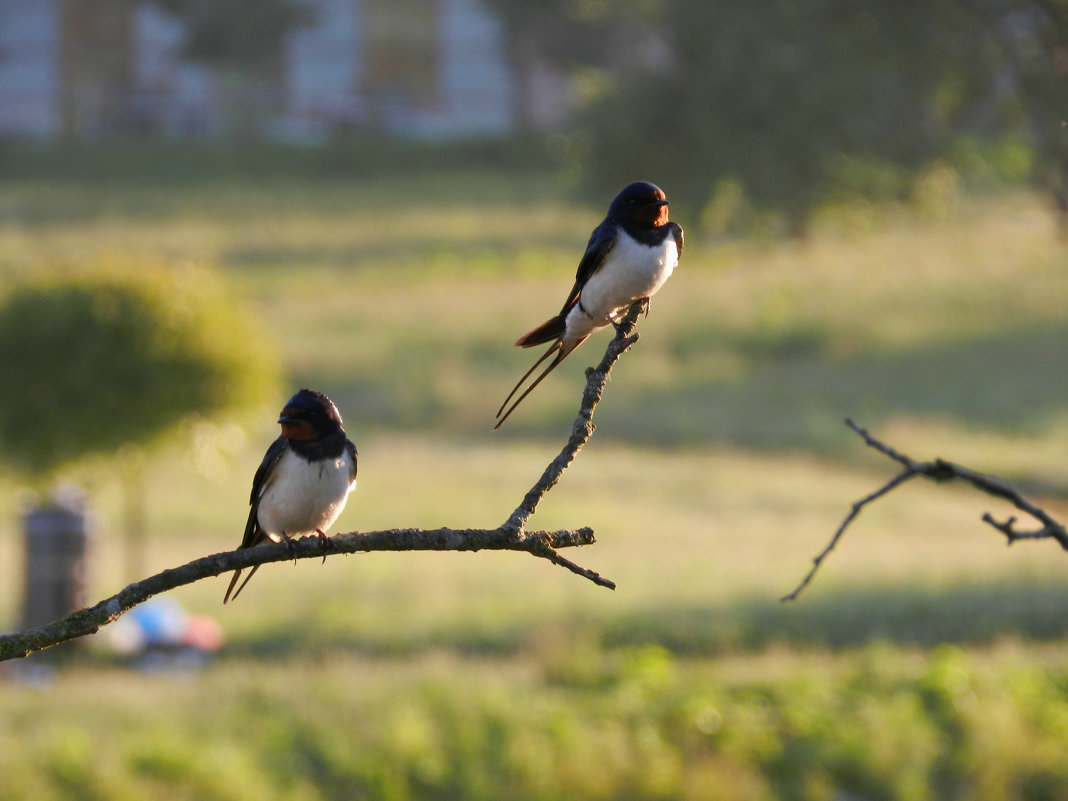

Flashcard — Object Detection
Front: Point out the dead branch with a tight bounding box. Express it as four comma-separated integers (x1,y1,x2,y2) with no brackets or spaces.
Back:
782,418,1068,602
0,304,646,662
502,303,643,533
0,527,596,661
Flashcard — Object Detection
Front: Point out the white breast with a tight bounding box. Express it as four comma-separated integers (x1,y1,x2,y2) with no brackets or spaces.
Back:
256,448,356,540
566,231,677,340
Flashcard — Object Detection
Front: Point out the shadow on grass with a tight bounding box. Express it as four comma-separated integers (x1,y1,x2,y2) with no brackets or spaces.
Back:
223,236,580,273
0,138,556,187
309,318,1068,475
218,577,1068,662
598,321,1068,457
603,578,1068,654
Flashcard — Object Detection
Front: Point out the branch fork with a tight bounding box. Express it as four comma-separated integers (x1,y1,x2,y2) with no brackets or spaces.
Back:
783,418,1068,601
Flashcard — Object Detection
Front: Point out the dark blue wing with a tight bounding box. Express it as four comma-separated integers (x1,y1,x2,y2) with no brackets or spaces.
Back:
346,438,358,483
557,219,617,316
240,435,288,549
669,221,684,257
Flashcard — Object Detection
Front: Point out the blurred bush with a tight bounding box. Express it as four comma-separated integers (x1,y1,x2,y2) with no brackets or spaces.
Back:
0,257,280,476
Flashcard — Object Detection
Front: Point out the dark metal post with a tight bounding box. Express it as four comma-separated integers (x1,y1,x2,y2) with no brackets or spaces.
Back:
21,495,90,635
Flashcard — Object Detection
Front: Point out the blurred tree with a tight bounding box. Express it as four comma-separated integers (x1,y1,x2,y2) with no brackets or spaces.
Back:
571,0,993,236
483,0,672,130
963,0,1068,231
0,259,280,576
501,0,1066,236
0,261,278,474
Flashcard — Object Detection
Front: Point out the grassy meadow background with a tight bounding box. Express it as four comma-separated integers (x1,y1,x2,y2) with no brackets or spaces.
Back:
1,144,1068,799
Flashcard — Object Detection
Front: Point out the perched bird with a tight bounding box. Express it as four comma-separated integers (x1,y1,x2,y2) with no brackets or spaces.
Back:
495,181,683,428
223,388,358,603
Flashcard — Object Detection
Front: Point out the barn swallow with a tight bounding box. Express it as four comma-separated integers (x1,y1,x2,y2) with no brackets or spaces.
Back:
495,181,683,428
223,388,358,603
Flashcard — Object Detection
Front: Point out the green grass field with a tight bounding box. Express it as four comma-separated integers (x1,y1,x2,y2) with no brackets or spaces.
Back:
1,149,1068,800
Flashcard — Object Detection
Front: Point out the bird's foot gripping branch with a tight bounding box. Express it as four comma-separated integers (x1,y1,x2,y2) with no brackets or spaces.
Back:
0,305,648,662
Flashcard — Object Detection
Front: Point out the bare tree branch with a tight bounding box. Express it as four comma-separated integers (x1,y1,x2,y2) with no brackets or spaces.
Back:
0,527,596,661
0,304,648,661
782,418,1068,602
502,302,644,533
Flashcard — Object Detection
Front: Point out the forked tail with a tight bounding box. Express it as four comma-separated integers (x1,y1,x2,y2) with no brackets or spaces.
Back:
515,314,566,348
494,335,587,429
223,564,260,604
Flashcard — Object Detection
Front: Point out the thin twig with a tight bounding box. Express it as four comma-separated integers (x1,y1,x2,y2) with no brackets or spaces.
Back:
783,418,1068,601
490,302,645,592
502,303,644,533
523,532,617,590
780,468,920,602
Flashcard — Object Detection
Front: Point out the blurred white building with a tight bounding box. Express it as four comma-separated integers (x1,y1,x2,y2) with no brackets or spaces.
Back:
0,0,562,140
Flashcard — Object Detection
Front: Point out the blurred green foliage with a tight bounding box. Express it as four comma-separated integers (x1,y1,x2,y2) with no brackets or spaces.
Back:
5,643,1068,801
493,0,1068,235
0,259,280,475
583,1,987,235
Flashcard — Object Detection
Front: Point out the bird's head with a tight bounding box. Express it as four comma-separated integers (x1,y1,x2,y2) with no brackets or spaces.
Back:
277,388,344,441
608,181,670,227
